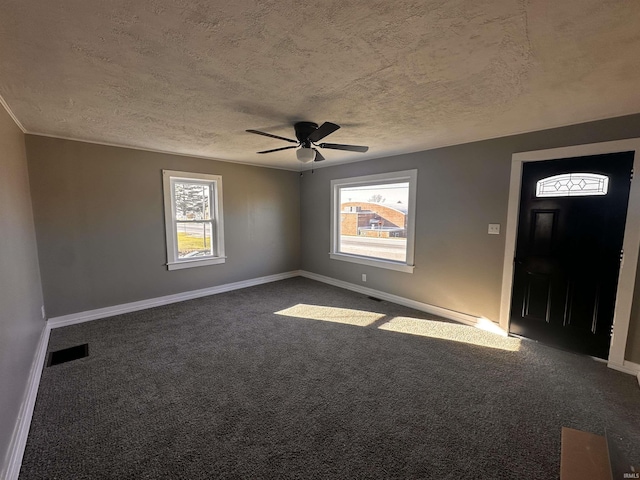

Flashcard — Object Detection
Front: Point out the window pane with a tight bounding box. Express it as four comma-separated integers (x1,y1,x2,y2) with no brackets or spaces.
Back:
176,222,213,258
536,173,609,197
173,182,212,221
338,182,409,262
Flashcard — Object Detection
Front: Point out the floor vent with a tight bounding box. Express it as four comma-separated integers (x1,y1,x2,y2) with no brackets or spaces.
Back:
47,344,89,367
368,296,383,302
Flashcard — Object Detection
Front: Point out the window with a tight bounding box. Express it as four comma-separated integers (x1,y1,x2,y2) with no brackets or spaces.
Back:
162,170,225,270
330,170,417,273
536,173,609,197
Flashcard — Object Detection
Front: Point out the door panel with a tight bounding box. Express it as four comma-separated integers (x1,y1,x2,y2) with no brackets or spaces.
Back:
563,279,598,331
522,271,551,322
531,210,556,255
509,151,634,359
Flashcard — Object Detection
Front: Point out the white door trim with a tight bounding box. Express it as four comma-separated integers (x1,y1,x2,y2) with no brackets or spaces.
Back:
499,138,640,370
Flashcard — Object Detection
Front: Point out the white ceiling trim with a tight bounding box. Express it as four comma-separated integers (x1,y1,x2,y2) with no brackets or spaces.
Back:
301,111,640,172
0,94,26,133
27,132,299,172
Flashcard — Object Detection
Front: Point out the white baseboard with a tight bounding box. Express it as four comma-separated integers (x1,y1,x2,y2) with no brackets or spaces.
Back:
1,323,50,480
608,360,640,384
47,267,503,334
4,271,639,480
3,271,299,478
298,270,507,336
48,270,301,329
298,271,640,379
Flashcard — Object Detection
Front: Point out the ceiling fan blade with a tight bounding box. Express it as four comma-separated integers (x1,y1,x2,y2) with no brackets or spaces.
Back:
308,122,340,142
313,148,325,162
319,143,369,153
257,145,298,154
246,129,298,144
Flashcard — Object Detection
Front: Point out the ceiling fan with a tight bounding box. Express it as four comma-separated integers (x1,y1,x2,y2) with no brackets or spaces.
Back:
246,121,369,163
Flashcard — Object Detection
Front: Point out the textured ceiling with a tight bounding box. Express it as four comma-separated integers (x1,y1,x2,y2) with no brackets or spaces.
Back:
1,0,640,170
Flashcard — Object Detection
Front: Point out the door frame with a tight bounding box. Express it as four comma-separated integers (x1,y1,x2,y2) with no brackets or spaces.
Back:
499,138,640,371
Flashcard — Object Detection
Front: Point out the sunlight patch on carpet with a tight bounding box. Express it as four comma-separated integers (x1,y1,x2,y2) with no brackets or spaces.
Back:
275,304,519,351
275,304,385,327
378,316,521,351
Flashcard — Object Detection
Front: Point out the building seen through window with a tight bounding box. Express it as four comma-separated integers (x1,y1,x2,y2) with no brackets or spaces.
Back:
338,183,409,262
331,171,416,272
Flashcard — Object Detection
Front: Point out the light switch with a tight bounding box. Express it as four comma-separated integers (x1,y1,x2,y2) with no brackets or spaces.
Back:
488,223,500,235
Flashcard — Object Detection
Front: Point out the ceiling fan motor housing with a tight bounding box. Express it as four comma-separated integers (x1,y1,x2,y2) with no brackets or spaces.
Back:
294,122,319,143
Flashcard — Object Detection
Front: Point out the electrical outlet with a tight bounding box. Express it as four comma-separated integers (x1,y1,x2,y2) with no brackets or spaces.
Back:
362,273,367,282
41,306,46,319
488,223,500,235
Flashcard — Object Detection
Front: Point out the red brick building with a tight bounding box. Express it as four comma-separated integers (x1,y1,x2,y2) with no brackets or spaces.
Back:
340,202,407,237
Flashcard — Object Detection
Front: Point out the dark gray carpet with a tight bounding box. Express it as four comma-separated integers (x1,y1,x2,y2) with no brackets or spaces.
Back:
20,277,640,479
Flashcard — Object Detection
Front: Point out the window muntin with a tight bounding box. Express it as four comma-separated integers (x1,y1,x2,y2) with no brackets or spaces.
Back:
163,171,225,270
536,173,609,197
330,170,417,273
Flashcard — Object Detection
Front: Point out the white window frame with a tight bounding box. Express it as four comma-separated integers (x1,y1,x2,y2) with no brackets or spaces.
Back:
330,170,417,273
162,170,226,271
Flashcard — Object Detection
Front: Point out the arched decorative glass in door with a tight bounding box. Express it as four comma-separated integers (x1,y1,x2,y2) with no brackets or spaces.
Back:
535,173,609,197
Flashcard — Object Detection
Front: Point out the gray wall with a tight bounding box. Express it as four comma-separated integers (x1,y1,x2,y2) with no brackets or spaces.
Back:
300,114,640,364
26,136,300,318
0,108,44,473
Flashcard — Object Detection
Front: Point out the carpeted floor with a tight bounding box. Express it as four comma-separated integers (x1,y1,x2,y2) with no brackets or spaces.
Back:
19,277,640,479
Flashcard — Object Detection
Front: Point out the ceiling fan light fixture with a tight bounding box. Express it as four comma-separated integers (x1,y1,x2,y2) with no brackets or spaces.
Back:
296,147,316,163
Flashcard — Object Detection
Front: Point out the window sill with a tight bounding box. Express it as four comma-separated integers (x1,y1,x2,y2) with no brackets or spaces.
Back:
166,256,227,271
329,252,414,273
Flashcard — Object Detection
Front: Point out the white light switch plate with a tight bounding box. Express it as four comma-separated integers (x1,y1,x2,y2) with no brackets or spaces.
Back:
488,224,500,235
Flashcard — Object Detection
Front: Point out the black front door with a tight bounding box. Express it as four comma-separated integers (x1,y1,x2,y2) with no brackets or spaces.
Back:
509,152,634,359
